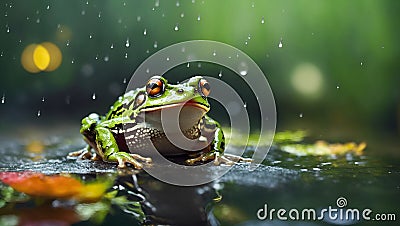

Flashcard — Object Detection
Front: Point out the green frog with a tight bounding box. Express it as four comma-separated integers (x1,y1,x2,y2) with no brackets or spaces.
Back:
69,76,250,169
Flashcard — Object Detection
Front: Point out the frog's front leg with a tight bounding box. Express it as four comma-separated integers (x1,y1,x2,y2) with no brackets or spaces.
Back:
186,116,252,165
95,126,152,169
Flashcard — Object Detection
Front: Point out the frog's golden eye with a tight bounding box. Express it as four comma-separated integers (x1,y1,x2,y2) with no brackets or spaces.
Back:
199,79,210,97
146,77,165,97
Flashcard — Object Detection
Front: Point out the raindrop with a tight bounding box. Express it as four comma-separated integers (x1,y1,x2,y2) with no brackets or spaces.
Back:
278,39,283,48
123,78,127,84
336,85,340,89
37,110,41,117
6,27,9,33
176,1,180,7
174,24,179,31
124,53,128,58
186,62,190,68
247,34,251,40
153,41,158,48
46,5,50,10
92,93,96,100
1,94,5,104
299,113,303,118
110,43,114,49
81,10,85,15
244,41,248,45
4,12,7,17
146,49,150,53
95,54,98,60
146,68,150,73
86,1,89,5
192,0,195,3
166,57,170,61
197,63,202,68
218,70,222,77
89,34,93,39
66,40,70,46
41,97,45,102
251,2,255,7
261,16,265,24
137,16,141,22
212,51,217,56
197,15,201,21
98,12,101,18
0,51,3,57
36,18,40,23
125,38,130,47
143,29,147,35
71,58,75,64
180,13,184,18
360,62,363,66
155,0,160,7
123,2,126,6
104,56,109,62
244,102,247,108
238,62,248,76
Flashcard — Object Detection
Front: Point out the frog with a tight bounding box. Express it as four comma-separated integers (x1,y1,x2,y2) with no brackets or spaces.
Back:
68,75,251,169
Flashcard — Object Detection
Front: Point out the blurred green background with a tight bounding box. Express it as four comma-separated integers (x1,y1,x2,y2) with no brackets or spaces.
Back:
0,0,399,155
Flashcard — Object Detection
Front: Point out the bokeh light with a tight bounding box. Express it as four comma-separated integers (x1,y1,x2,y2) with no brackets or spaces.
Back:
21,42,62,73
291,63,324,98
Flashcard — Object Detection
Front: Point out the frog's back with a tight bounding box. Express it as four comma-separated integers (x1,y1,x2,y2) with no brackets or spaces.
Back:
105,89,141,120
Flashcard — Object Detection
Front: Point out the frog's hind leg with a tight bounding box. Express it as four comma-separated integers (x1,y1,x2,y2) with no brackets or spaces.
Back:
95,127,152,169
68,146,93,160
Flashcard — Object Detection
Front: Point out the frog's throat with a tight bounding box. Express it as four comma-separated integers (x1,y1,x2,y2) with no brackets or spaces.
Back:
141,100,210,113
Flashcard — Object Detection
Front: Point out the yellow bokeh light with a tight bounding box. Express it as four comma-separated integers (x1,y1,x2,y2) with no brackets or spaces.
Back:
21,42,62,73
33,44,50,70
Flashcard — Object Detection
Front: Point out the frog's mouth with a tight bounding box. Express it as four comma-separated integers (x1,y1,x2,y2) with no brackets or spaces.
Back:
141,99,209,131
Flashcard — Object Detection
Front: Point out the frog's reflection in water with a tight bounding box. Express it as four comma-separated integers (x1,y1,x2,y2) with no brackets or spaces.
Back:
116,173,219,226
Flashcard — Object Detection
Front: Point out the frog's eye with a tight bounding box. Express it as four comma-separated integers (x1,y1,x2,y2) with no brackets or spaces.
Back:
199,79,210,97
146,77,165,97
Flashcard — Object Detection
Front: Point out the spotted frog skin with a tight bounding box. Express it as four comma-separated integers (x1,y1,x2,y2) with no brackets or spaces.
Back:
69,76,250,169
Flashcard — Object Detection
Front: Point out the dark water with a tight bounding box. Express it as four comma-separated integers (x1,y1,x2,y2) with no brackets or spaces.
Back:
0,127,398,226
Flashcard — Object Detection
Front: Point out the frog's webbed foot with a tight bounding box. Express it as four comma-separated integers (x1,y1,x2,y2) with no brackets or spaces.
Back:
108,152,152,169
186,152,252,166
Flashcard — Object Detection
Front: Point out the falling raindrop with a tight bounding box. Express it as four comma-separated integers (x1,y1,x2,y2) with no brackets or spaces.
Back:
81,10,85,15
6,27,9,33
124,53,128,58
95,54,98,60
212,51,217,56
86,1,89,5
166,57,170,61
146,68,150,73
186,63,190,68
174,24,179,31
4,12,7,17
180,13,184,18
218,70,222,77
247,34,251,40
41,97,45,102
143,29,147,35
197,15,201,21
176,1,180,7
238,62,248,76
66,40,70,46
37,110,41,117
46,5,50,10
123,78,127,84
89,34,93,39
92,93,96,100
137,16,141,22
360,62,363,66
299,113,303,118
155,0,160,7
98,11,101,18
71,58,75,64
104,56,109,62
261,16,265,24
110,44,114,49
244,41,248,45
251,2,255,7
197,63,202,68
153,41,158,48
278,39,283,48
336,85,340,89
244,102,247,108
36,18,40,23
125,38,130,47
1,94,5,104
